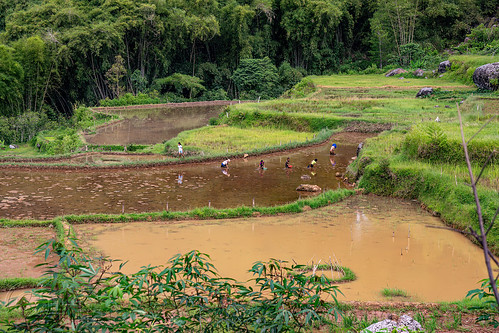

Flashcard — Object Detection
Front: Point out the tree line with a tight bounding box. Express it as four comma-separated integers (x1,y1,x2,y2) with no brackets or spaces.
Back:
0,0,497,143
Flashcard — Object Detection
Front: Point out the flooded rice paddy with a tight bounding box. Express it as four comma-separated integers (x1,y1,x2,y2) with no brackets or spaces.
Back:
76,195,487,302
0,140,356,220
84,104,226,145
66,153,171,165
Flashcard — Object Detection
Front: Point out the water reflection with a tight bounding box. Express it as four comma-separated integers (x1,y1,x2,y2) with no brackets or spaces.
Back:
0,140,358,219
85,104,226,145
76,195,487,302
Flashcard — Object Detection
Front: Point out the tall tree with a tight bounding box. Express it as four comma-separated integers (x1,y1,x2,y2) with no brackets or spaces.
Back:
232,57,279,99
105,55,126,98
371,0,420,62
13,36,52,113
0,44,24,117
278,0,344,72
219,0,255,67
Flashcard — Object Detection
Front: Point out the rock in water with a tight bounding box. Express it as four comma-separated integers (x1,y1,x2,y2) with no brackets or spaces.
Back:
385,68,407,77
416,87,433,98
296,184,321,192
438,60,451,73
473,63,499,91
362,314,422,333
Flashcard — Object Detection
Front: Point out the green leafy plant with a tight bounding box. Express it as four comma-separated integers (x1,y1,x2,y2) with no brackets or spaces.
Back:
1,239,342,332
467,279,499,328
244,259,341,332
381,288,408,298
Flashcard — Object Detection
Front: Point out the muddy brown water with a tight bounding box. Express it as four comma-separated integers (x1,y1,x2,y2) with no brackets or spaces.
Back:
0,141,355,220
84,105,225,145
76,195,487,302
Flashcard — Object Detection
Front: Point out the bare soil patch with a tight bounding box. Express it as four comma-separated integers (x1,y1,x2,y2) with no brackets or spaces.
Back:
0,227,56,278
343,121,393,133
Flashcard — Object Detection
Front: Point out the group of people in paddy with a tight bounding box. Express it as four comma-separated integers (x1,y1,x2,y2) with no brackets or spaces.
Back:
219,142,338,172
177,141,340,173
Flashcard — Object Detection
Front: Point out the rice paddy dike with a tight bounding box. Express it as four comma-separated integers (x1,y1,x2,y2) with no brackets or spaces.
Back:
0,72,498,331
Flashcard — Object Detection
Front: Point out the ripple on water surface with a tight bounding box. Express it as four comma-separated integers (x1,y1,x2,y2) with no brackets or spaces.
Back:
0,141,357,219
75,196,487,302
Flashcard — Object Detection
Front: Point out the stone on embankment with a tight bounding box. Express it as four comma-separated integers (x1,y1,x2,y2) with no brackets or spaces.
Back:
438,60,451,73
362,314,422,333
413,68,424,77
296,184,321,192
416,87,433,98
385,68,407,77
473,63,499,91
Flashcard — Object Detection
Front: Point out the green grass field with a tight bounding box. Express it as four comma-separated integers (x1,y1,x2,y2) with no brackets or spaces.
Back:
309,74,472,88
166,125,315,154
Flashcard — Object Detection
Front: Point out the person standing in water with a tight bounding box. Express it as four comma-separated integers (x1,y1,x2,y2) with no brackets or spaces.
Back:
259,160,265,169
330,143,337,155
307,158,318,168
285,157,292,168
221,159,230,168
178,142,184,158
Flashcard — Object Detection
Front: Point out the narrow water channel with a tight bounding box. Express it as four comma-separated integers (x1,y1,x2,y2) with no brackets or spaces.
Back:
75,195,487,302
0,141,356,220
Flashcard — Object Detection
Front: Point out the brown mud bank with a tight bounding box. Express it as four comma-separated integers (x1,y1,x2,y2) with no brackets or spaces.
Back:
0,151,162,164
91,99,251,112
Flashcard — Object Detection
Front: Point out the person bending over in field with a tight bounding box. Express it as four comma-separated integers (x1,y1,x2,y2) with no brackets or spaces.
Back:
307,158,318,168
329,143,337,155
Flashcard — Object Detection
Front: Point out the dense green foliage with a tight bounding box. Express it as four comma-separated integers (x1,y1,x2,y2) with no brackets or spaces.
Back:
0,238,342,332
0,0,496,141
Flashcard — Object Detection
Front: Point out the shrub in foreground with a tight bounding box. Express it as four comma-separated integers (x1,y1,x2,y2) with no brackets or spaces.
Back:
1,239,341,332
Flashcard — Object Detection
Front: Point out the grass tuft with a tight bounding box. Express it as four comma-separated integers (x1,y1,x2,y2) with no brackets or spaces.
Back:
381,288,409,298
